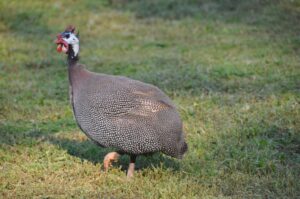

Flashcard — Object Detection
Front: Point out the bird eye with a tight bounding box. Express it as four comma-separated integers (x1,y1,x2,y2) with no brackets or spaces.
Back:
65,34,70,39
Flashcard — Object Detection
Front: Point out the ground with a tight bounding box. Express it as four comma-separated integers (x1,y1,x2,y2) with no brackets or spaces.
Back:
0,0,299,198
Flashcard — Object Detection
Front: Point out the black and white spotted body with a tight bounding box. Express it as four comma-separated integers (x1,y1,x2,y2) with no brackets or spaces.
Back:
70,67,187,158
56,27,188,160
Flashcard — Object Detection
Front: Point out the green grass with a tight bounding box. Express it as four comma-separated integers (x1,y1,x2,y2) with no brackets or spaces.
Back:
0,0,299,198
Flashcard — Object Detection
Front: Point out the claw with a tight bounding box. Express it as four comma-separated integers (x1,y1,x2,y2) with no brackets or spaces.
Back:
103,152,120,171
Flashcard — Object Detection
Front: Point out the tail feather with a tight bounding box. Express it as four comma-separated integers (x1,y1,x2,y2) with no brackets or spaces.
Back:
177,141,188,159
181,142,188,154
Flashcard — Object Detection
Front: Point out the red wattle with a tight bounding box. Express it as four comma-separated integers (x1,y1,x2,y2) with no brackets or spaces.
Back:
57,45,62,52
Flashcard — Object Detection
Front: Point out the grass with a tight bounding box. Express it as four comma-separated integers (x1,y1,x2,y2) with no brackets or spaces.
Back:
0,0,299,198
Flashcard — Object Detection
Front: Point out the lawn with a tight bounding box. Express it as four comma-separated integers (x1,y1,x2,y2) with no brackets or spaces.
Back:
0,0,299,198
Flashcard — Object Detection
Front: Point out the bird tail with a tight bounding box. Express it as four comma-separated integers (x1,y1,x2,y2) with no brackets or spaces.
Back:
177,141,188,159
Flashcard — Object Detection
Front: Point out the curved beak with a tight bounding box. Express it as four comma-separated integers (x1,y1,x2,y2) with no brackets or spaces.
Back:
55,34,69,53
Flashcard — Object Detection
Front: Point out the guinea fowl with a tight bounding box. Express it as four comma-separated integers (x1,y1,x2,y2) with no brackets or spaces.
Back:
55,26,188,177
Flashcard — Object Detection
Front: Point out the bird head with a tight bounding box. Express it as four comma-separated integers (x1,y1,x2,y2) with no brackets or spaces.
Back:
55,25,79,56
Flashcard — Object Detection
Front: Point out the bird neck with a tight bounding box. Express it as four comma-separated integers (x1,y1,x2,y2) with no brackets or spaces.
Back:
67,56,87,88
67,44,79,67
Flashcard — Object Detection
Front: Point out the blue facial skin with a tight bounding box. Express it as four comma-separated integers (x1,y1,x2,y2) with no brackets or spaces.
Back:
60,32,71,38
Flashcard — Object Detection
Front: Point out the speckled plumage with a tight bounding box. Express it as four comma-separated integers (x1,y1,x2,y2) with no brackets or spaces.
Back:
69,64,187,158
56,27,187,160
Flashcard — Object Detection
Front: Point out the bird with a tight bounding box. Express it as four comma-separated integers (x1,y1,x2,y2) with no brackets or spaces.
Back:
55,25,188,177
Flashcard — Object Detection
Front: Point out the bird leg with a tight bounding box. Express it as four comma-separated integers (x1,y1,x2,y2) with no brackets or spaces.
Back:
103,152,120,171
127,155,136,178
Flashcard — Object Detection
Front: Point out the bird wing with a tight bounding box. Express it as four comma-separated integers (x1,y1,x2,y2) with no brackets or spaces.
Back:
89,76,175,119
97,89,172,118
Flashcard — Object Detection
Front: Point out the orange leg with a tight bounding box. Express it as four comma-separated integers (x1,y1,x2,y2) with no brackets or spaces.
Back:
103,152,120,171
127,155,136,178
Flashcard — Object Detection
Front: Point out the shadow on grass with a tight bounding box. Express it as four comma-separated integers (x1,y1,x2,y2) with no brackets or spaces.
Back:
0,120,180,172
48,136,180,171
109,0,300,37
0,9,50,37
129,60,299,97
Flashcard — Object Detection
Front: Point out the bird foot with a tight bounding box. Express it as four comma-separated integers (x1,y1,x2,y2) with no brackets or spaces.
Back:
127,162,135,178
103,152,120,171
